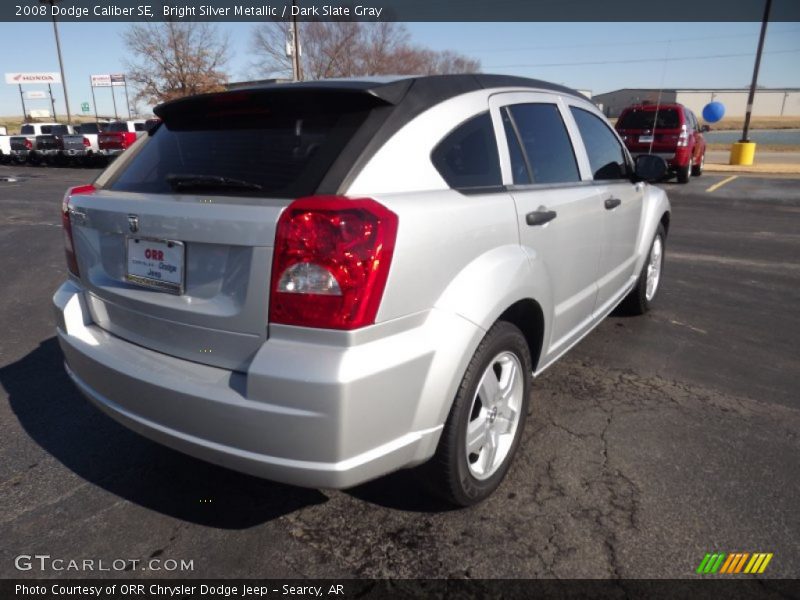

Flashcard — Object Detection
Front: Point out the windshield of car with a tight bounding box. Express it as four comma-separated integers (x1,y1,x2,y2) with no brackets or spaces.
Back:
106,93,375,198
617,108,680,130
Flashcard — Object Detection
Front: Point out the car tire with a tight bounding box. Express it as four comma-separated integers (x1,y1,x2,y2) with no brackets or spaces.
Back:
421,321,532,506
676,164,691,183
691,152,704,177
618,223,666,316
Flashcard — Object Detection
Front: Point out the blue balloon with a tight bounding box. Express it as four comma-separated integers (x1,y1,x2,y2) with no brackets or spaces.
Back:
702,101,725,123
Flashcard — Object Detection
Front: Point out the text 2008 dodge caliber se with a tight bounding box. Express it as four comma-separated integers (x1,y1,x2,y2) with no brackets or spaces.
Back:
54,75,670,505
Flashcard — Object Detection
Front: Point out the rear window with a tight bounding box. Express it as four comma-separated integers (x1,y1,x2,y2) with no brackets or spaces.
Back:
21,125,34,135
77,123,105,134
106,92,376,198
47,125,69,136
617,108,680,130
106,122,129,132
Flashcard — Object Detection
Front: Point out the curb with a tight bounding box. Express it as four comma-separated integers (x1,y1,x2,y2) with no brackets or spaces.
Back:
704,163,800,175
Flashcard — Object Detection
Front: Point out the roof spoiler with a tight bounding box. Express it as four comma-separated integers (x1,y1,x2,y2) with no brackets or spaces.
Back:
154,83,404,124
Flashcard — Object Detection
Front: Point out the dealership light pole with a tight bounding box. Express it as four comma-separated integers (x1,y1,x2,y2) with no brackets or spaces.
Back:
741,0,772,142
39,0,72,124
731,0,772,165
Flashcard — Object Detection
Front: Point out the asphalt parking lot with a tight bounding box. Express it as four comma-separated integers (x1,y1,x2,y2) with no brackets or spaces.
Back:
0,164,798,580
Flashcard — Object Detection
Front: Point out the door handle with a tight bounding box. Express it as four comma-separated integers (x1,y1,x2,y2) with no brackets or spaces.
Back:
526,209,557,226
604,197,622,210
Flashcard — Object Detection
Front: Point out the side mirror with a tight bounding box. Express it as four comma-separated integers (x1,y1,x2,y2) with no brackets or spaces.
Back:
700,124,710,132
634,154,667,183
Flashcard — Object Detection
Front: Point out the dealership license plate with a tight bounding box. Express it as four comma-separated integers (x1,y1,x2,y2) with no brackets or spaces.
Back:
125,238,185,294
639,135,654,143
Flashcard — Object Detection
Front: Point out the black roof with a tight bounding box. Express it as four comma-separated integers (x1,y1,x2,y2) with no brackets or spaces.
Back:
157,74,583,119
243,74,581,104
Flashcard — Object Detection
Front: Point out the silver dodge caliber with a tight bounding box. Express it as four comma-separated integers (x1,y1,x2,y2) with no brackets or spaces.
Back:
54,75,670,505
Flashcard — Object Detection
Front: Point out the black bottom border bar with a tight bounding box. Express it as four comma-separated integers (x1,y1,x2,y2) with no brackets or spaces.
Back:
3,579,800,600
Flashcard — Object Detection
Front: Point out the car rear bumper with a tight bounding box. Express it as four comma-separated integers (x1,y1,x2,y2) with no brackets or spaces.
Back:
54,281,473,489
632,149,692,169
99,149,124,157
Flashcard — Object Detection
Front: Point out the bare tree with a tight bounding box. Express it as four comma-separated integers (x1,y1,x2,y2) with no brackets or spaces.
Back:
123,22,231,105
250,21,480,80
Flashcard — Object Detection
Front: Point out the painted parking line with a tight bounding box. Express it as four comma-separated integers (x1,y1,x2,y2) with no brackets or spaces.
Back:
706,175,738,193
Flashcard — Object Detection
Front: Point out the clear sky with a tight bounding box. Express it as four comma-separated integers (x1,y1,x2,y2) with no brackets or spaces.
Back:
1,21,798,120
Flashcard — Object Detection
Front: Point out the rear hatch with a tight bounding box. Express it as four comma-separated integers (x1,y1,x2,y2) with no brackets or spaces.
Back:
616,107,682,154
68,87,390,371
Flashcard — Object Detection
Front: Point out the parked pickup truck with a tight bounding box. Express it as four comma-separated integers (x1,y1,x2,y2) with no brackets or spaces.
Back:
35,124,78,163
9,122,68,163
98,120,147,158
0,130,10,163
54,122,111,164
56,75,670,505
71,122,108,162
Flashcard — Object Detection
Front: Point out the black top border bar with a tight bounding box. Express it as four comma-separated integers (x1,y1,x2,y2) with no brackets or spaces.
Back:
3,0,800,22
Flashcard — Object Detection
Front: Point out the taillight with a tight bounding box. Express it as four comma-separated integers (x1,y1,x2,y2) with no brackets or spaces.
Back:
24,138,32,150
82,137,91,147
62,184,96,277
677,125,689,147
269,196,398,330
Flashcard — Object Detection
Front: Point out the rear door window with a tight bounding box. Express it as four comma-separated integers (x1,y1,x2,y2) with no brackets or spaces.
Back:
432,112,502,190
570,107,629,181
504,103,580,185
617,109,680,130
20,125,34,135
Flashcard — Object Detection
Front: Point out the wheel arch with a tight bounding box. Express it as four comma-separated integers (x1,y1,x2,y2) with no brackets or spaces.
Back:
497,298,546,372
660,210,671,236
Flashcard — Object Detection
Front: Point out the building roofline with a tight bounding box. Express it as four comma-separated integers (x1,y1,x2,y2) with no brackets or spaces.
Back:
595,87,800,96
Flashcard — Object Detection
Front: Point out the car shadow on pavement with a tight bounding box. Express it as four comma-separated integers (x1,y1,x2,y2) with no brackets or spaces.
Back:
1,337,329,529
345,469,459,513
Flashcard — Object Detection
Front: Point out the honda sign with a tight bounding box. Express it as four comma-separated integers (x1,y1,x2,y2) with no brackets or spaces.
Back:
5,72,62,85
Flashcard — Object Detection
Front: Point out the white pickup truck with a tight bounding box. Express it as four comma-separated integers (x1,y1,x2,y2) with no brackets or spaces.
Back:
62,122,109,164
9,122,70,163
0,126,10,163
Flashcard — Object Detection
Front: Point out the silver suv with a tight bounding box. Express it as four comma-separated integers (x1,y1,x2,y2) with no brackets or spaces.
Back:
54,75,670,505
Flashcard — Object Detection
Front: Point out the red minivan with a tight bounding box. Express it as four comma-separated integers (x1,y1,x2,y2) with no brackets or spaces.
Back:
616,102,707,183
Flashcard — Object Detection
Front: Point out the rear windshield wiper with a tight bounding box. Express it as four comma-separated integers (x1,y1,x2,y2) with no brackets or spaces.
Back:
166,174,264,192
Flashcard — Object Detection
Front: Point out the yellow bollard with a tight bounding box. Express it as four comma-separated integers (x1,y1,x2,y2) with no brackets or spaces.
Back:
730,142,756,166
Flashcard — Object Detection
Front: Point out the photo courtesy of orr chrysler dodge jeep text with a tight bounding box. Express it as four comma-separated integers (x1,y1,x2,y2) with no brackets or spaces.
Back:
54,75,670,505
